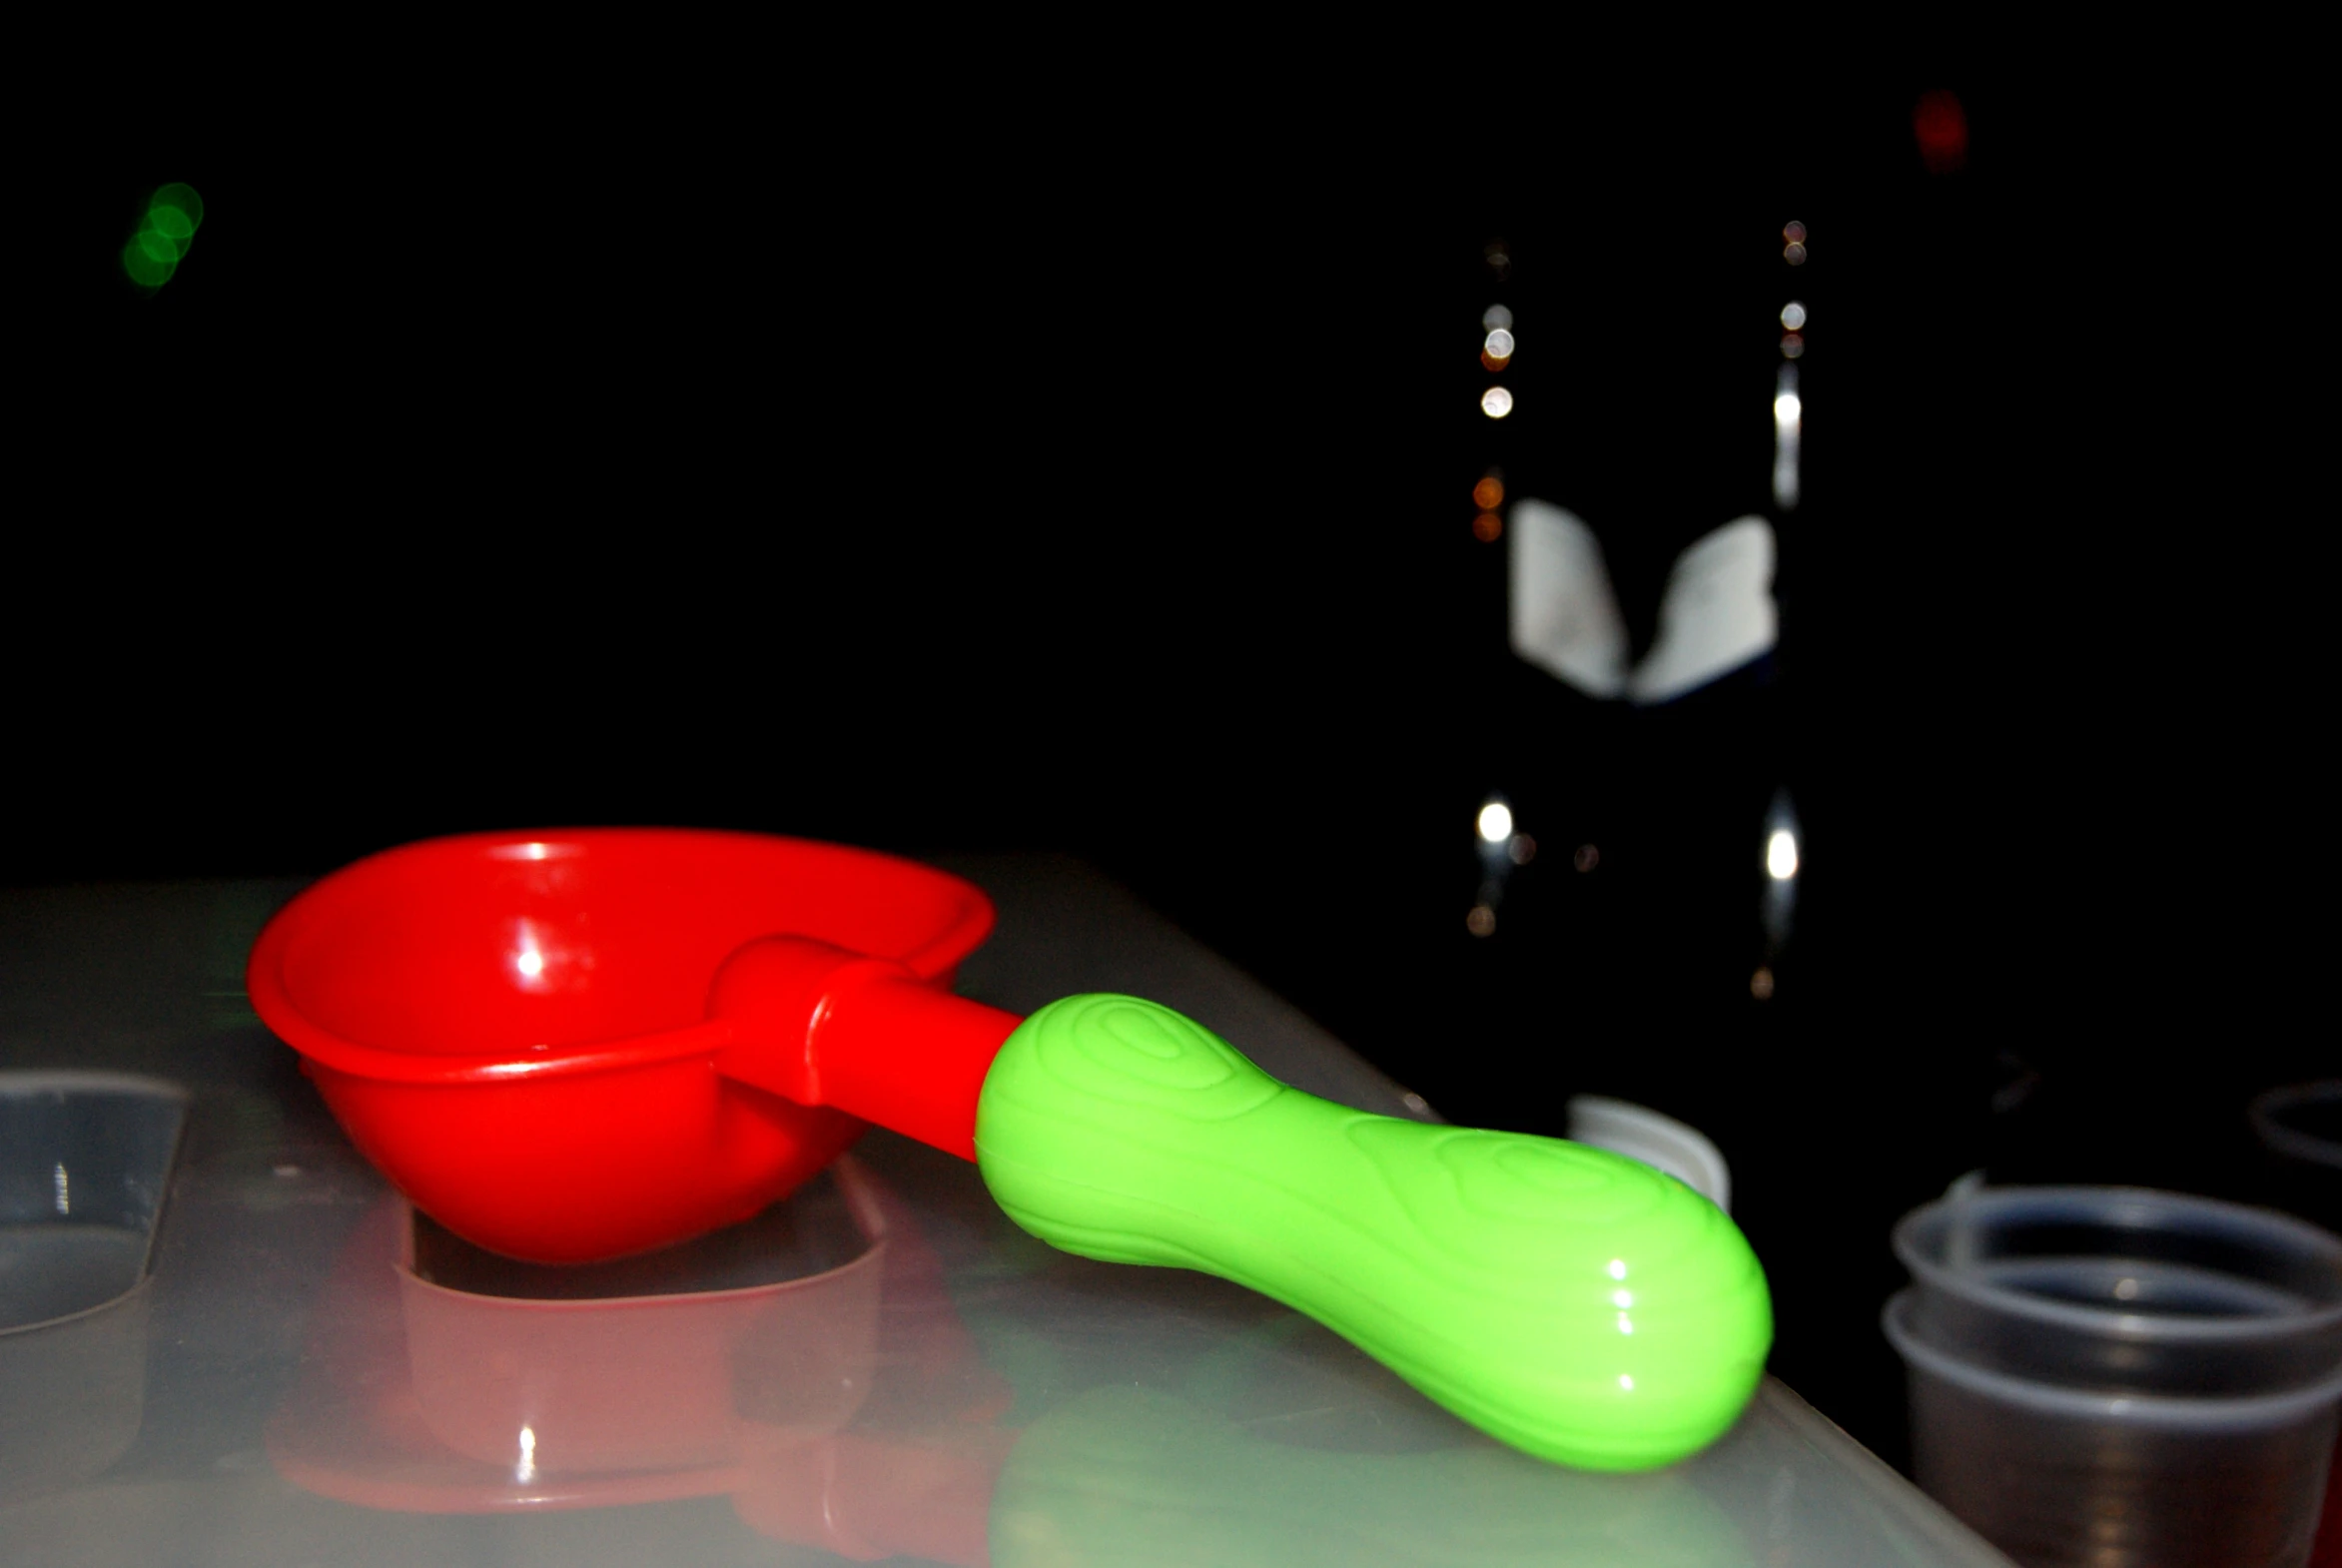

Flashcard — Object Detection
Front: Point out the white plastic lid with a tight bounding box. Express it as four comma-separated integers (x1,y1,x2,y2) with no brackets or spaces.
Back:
1566,1095,1733,1213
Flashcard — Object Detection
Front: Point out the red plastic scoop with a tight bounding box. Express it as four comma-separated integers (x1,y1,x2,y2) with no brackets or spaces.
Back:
248,829,1021,1262
252,828,1775,1473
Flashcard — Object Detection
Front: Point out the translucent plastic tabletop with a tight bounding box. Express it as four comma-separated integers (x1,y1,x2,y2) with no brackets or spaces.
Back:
0,858,2011,1566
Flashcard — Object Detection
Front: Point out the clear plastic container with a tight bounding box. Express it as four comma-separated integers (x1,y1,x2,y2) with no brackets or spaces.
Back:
1,1070,188,1329
0,1072,190,1507
1887,1185,2342,1567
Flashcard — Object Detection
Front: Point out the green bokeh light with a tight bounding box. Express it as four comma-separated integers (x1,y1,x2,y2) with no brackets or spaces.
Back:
122,241,176,289
149,183,205,231
122,182,203,290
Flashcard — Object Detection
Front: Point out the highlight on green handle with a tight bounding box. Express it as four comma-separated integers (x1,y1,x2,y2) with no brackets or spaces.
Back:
122,183,205,292
974,995,1773,1472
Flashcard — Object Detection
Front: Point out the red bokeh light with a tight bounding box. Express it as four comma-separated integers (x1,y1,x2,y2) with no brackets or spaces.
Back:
1914,90,1968,175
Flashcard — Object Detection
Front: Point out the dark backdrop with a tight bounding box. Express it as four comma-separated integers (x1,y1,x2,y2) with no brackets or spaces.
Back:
11,77,2324,1468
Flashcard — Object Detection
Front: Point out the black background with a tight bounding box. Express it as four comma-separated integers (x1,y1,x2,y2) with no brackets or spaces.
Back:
12,72,2326,1468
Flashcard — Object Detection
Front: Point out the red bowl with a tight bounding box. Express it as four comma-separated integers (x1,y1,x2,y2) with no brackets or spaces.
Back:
247,829,994,1262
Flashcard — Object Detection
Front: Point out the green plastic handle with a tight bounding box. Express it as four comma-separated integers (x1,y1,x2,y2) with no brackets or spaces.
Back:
973,996,1773,1471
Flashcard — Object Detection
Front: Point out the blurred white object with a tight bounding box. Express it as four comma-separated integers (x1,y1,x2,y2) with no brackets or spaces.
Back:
1567,1094,1733,1213
1625,516,1777,704
1506,500,1629,698
1508,500,1777,706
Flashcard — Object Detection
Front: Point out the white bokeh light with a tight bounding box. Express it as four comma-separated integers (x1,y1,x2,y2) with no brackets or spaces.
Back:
1481,387,1514,419
1477,801,1514,843
1767,829,1800,881
1773,364,1804,510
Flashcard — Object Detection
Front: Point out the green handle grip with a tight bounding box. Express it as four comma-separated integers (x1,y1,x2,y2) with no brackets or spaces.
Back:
973,996,1773,1471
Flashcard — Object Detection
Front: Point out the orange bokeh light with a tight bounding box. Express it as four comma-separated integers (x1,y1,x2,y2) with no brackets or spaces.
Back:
1473,512,1503,542
1472,477,1504,510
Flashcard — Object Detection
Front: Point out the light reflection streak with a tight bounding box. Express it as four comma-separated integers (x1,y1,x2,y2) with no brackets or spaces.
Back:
1772,365,1802,510
510,919,552,992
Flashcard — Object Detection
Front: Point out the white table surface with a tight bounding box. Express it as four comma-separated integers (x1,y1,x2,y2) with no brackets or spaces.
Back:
0,854,2010,1566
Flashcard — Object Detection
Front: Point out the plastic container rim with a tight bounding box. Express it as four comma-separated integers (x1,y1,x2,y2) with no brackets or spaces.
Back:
1884,1290,2342,1429
1893,1183,2342,1346
2253,1081,2342,1173
0,1070,192,1104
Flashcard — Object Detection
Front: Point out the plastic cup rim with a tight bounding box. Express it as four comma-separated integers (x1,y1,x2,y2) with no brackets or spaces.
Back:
0,1069,192,1104
2253,1081,2342,1173
1894,1184,2342,1346
1884,1289,2342,1429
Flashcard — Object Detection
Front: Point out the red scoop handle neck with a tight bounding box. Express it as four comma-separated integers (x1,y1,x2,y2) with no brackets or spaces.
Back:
708,936,1023,1162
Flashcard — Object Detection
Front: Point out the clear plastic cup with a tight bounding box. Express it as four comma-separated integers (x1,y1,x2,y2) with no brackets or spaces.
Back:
0,1072,189,1507
1885,1185,2342,1568
0,1071,187,1330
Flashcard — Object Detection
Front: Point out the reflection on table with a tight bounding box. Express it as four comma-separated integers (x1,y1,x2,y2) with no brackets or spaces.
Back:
264,1137,1999,1567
